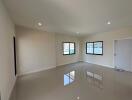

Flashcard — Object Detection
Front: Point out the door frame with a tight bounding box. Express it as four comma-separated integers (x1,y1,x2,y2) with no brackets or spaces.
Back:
113,37,132,70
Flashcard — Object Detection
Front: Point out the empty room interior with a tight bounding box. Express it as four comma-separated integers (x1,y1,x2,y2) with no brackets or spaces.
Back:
1,0,132,100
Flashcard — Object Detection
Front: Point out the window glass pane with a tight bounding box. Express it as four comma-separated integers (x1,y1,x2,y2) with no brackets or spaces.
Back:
63,43,69,54
70,43,75,54
94,42,103,54
87,43,93,54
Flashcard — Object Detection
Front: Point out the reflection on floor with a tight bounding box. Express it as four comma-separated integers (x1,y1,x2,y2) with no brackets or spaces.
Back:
10,62,132,100
64,70,75,86
86,71,103,89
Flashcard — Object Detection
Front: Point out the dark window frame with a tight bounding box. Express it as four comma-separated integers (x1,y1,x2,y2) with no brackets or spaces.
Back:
63,42,76,55
86,41,103,55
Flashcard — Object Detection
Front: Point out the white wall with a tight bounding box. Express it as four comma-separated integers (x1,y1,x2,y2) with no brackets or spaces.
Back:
0,0,16,100
81,27,132,68
16,26,81,75
16,26,56,75
56,34,80,66
16,25,132,75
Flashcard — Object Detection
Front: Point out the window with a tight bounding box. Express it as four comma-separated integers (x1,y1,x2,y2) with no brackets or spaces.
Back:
86,41,103,55
63,42,75,55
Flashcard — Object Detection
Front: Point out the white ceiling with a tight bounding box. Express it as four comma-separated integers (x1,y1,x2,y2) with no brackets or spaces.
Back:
3,0,132,35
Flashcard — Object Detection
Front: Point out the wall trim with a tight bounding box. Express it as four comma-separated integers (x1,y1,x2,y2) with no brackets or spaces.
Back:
18,66,56,76
83,61,114,69
56,61,80,67
18,62,81,76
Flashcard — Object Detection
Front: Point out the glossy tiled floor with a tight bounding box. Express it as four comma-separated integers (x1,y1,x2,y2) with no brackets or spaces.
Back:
10,62,132,100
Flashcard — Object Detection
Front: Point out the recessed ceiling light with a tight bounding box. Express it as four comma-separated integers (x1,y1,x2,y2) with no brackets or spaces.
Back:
107,21,111,25
37,22,43,27
77,96,80,100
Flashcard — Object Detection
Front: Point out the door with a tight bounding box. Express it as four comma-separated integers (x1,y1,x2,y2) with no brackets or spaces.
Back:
114,39,132,72
13,37,17,76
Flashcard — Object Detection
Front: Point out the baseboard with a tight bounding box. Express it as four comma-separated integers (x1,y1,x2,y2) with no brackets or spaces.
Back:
83,61,114,69
18,66,56,76
56,61,81,67
18,61,113,76
8,75,17,100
